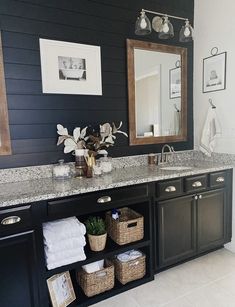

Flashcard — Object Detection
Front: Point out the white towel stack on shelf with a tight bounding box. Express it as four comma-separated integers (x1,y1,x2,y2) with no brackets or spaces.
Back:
43,217,87,270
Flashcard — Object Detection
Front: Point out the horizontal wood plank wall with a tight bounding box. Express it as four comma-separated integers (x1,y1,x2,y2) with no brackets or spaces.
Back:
0,0,194,168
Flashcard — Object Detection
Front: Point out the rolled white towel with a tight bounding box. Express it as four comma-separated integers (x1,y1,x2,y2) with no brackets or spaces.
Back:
45,246,86,264
46,251,86,270
43,217,86,245
117,250,142,263
82,260,104,273
44,236,86,253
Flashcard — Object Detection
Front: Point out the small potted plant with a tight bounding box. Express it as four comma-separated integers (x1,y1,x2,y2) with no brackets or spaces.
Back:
85,216,107,252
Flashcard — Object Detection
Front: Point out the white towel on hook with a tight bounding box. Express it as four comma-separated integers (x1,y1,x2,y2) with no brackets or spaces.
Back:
199,107,222,156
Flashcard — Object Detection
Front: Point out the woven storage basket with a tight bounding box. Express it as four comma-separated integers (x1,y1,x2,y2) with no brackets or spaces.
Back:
77,260,114,297
113,253,146,285
106,207,144,245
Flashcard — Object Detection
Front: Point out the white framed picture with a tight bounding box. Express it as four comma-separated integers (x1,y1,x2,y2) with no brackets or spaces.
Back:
39,38,102,95
47,271,76,307
203,52,227,93
169,67,181,99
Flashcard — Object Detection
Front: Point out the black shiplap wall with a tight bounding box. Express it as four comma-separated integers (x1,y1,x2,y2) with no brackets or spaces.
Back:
0,0,194,168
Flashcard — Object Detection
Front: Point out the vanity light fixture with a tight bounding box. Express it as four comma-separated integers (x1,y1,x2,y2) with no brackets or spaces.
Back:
158,15,174,39
135,9,194,42
135,10,152,35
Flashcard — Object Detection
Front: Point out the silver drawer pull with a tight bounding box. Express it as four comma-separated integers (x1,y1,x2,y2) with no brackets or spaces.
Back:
192,181,202,188
165,186,176,193
97,196,112,204
1,216,21,225
216,177,225,183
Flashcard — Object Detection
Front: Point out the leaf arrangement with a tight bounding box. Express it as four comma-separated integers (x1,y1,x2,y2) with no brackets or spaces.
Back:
57,122,128,154
85,216,106,236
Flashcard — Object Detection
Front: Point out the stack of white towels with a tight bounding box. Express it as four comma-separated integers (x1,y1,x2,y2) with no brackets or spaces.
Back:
43,217,87,270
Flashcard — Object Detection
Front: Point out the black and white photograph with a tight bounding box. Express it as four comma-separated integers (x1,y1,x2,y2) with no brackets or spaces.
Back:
39,38,102,95
58,56,86,81
47,271,76,307
169,67,181,99
203,52,227,93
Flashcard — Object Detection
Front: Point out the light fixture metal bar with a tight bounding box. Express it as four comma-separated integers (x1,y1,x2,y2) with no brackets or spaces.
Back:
142,9,187,21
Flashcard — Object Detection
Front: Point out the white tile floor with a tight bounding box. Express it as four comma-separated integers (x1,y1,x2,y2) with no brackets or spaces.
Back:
94,248,235,307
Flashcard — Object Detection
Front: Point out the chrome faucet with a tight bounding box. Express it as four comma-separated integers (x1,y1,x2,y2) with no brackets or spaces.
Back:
159,144,175,164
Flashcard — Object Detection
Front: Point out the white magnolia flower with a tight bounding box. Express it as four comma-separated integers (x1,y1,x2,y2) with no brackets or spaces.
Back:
57,124,68,136
56,124,88,153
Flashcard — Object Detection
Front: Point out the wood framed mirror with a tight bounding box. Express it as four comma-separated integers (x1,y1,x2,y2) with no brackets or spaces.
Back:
127,39,187,146
0,32,11,155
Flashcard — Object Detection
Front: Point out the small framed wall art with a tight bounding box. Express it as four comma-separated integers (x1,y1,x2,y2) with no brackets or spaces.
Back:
47,271,76,307
203,50,227,93
39,38,102,95
169,66,181,99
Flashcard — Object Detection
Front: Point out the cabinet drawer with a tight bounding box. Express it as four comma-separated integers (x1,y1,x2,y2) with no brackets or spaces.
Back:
0,205,32,236
210,171,227,188
156,179,183,199
185,175,208,193
47,184,149,218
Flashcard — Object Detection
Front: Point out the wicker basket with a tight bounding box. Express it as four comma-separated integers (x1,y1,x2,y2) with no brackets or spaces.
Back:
77,260,114,297
106,207,144,245
113,253,146,285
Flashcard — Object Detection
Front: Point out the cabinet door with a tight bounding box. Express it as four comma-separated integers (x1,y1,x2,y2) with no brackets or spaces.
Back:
0,231,40,307
197,189,226,252
157,195,196,268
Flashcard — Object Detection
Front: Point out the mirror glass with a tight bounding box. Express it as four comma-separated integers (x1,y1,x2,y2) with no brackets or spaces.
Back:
127,40,187,146
134,49,181,137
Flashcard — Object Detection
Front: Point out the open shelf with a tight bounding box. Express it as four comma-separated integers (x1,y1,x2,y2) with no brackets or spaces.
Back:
71,275,154,307
45,237,150,278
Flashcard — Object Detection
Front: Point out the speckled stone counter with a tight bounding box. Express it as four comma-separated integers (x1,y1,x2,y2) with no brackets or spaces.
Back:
0,160,232,208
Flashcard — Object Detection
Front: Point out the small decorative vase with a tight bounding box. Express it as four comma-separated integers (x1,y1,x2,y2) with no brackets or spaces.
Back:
88,233,107,252
75,149,87,178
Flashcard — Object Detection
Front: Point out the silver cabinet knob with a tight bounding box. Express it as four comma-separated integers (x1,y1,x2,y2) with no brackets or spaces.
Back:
1,216,21,225
216,177,225,183
194,195,198,200
199,195,202,199
192,181,202,188
165,186,176,193
97,196,112,204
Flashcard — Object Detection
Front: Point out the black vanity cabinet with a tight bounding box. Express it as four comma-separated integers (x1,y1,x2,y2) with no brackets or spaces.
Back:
0,169,232,307
155,170,232,271
0,206,40,307
157,195,196,268
197,189,227,253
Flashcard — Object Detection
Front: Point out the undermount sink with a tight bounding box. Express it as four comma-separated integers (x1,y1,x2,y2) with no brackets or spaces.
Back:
160,166,193,171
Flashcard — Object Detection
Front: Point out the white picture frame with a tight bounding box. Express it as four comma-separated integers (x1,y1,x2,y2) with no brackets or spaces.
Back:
203,52,227,93
47,271,76,307
39,38,102,95
169,67,181,99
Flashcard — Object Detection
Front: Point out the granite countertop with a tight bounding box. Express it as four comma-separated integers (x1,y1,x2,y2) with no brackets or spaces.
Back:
0,160,232,208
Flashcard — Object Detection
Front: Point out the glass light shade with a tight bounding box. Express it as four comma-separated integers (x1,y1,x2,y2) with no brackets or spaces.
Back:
179,19,194,42
135,11,152,35
158,16,174,39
